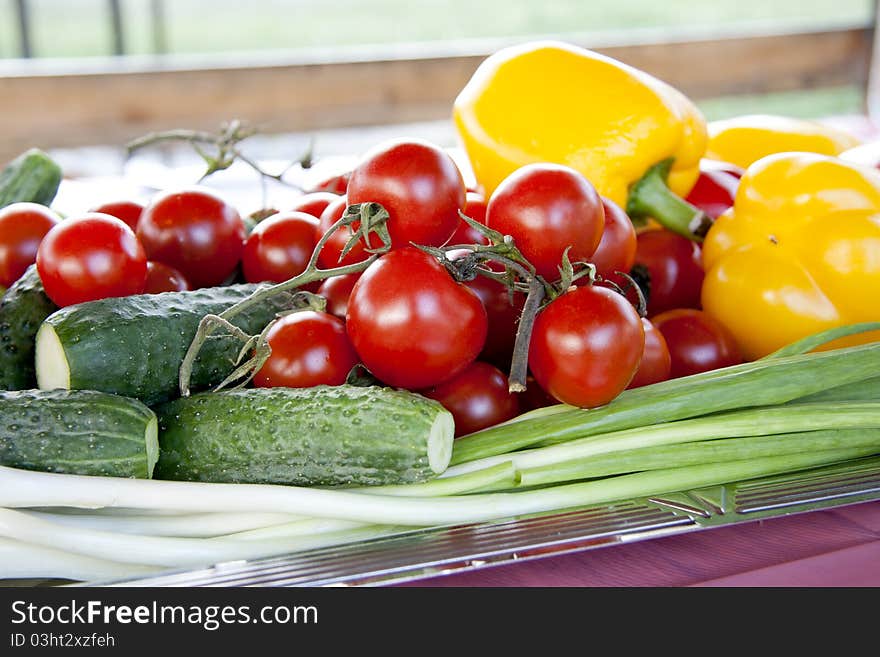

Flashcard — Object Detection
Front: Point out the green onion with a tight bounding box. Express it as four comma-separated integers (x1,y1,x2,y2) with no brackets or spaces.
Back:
452,342,880,464
762,321,880,359
518,428,880,488
444,401,880,477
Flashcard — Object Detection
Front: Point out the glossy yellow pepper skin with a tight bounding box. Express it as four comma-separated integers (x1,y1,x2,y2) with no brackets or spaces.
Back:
701,152,880,360
452,41,707,207
705,114,861,170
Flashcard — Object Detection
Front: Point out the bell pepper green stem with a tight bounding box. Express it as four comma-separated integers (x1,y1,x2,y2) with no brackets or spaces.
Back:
627,158,710,241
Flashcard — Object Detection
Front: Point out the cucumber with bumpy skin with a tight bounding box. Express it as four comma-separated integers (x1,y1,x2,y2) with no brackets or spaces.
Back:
35,284,299,406
0,149,63,208
154,385,455,487
0,265,58,390
0,389,158,478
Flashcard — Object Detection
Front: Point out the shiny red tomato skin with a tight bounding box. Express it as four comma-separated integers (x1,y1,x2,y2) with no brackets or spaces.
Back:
90,200,145,232
528,285,644,408
144,261,190,294
635,229,705,316
464,274,525,369
651,308,743,378
486,163,605,280
36,213,147,307
137,188,245,289
684,168,739,219
290,192,339,219
310,171,351,195
0,202,61,287
317,273,360,319
242,211,319,284
347,139,466,248
253,311,359,388
626,318,672,389
315,197,369,269
422,361,520,437
447,192,490,246
589,197,637,279
346,247,488,389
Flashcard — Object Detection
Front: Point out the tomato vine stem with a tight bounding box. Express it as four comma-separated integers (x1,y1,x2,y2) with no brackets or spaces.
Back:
177,203,392,397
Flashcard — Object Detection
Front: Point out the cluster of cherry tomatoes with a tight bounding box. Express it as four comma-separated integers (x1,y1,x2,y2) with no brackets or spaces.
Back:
0,136,749,437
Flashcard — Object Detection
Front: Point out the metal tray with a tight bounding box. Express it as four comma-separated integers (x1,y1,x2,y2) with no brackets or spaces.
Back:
83,455,880,587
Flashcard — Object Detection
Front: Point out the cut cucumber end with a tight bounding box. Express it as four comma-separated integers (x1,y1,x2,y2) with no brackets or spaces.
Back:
145,415,159,479
428,409,455,474
35,323,71,391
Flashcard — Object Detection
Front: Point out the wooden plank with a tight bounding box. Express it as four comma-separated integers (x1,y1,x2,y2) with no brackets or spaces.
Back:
0,24,872,161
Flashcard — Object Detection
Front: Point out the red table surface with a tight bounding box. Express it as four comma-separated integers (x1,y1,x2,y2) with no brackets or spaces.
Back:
399,500,880,587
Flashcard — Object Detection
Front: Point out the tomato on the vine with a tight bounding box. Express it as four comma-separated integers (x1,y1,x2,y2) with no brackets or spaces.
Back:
137,187,245,289
0,202,61,288
626,318,672,389
422,361,520,436
346,247,487,389
447,192,490,246
89,200,145,232
253,311,359,388
528,285,644,408
317,273,360,319
589,197,637,279
651,308,743,378
315,196,369,269
486,163,605,281
347,139,466,248
290,192,339,219
144,261,190,294
634,228,704,316
310,171,351,195
36,213,147,307
242,211,319,284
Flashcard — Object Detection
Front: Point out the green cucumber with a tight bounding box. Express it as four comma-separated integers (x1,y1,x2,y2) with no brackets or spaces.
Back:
0,149,63,208
35,284,299,406
0,389,158,478
154,385,455,487
0,265,58,390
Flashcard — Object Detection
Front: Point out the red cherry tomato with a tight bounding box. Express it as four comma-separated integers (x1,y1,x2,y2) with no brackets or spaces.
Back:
315,197,369,269
242,211,319,284
651,308,743,378
137,187,245,289
317,273,360,319
310,171,351,195
447,192,490,246
347,139,466,248
89,200,145,232
253,311,359,388
346,247,487,389
634,228,704,316
422,361,520,437
0,202,61,287
517,375,559,412
589,197,637,279
290,192,339,219
36,213,147,307
486,163,604,280
528,285,644,408
144,261,190,294
464,274,524,370
627,318,672,389
684,168,739,219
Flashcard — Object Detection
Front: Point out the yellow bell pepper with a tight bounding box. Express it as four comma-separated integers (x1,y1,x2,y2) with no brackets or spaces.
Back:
701,152,880,360
705,114,861,170
452,41,707,209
